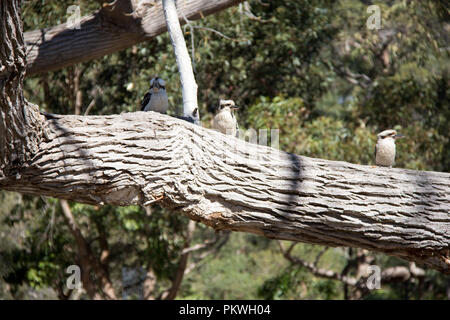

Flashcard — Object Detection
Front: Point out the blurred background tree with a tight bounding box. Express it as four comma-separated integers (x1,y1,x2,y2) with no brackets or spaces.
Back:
0,0,448,299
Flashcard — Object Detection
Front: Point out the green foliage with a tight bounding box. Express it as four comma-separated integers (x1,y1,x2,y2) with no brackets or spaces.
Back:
258,267,306,299
258,244,347,300
182,233,284,300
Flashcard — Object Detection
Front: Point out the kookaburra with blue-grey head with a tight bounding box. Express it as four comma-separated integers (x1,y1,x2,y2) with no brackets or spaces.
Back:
375,129,404,167
212,99,239,137
141,77,169,114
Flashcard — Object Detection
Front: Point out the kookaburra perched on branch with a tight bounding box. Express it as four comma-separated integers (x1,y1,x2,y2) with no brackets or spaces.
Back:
213,99,239,137
141,77,169,114
375,129,405,167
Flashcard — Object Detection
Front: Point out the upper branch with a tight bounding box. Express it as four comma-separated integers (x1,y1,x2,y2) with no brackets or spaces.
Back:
24,0,244,76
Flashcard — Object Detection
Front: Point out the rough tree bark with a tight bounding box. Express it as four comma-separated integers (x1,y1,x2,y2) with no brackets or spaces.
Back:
0,0,46,177
24,0,244,76
1,0,449,275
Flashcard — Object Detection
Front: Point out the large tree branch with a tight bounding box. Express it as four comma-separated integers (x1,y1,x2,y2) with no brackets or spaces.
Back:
24,0,244,76
0,111,449,273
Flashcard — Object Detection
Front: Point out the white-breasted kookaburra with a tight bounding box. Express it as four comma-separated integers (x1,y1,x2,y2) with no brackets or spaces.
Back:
375,129,404,167
141,77,169,114
212,99,239,137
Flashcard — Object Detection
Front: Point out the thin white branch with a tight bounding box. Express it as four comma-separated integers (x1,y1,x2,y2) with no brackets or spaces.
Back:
163,0,199,122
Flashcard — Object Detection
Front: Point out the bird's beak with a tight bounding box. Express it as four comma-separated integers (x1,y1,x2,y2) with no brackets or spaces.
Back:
395,133,405,139
232,105,239,110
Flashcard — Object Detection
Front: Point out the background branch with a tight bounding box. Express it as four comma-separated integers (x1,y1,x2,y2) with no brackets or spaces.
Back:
24,0,245,76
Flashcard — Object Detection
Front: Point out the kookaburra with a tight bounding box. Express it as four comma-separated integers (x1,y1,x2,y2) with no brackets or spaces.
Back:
212,99,239,137
375,129,404,167
141,77,169,113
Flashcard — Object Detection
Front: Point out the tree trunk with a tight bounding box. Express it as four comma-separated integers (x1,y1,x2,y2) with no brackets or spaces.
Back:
0,111,449,273
0,0,45,176
24,0,244,76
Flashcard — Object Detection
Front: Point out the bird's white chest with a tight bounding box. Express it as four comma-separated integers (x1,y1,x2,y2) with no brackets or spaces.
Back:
376,138,396,166
214,110,236,135
146,91,169,113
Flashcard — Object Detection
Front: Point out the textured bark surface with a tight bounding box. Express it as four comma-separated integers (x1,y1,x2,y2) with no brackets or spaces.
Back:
0,0,45,177
0,111,449,273
24,0,244,76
